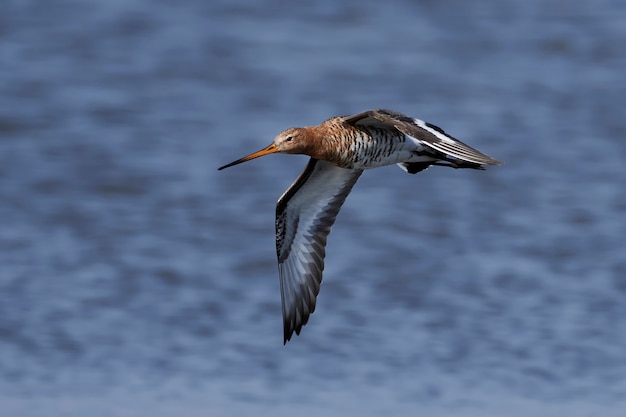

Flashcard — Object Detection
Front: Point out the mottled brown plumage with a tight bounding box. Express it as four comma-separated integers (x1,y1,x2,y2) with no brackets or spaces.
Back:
218,109,501,344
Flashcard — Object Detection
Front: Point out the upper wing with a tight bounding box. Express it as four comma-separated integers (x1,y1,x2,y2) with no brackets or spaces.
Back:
344,109,501,166
276,158,363,344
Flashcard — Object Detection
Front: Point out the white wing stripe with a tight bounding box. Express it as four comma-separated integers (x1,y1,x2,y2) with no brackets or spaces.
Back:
413,118,456,144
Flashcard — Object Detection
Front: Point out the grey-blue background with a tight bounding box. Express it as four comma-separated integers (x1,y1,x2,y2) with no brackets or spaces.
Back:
1,0,625,416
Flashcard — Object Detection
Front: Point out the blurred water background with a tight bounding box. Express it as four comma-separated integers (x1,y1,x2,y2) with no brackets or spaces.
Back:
1,0,626,416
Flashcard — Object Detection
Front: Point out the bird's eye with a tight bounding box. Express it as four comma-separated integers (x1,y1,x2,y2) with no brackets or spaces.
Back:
285,136,293,142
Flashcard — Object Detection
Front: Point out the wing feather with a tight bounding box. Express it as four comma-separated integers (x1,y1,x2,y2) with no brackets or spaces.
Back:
343,109,501,166
276,158,362,343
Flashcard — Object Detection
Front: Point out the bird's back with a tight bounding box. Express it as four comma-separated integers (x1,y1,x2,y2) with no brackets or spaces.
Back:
316,117,416,170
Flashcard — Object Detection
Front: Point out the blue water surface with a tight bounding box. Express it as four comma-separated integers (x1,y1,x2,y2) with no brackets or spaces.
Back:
1,0,625,416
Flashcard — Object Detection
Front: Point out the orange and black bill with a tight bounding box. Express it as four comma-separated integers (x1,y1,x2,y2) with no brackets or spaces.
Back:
218,143,279,170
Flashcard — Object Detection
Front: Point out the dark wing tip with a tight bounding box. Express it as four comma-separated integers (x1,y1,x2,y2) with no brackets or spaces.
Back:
468,154,502,167
283,322,300,345
477,153,503,166
283,320,292,345
282,299,314,344
491,157,503,165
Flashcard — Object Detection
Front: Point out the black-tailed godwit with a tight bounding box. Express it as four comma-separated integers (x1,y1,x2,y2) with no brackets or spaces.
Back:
218,109,501,344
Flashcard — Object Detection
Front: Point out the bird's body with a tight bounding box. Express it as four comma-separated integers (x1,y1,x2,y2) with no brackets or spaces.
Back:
218,109,500,343
285,119,413,170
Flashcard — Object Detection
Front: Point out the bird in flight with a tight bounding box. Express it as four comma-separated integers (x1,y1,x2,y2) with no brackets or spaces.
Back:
218,109,501,344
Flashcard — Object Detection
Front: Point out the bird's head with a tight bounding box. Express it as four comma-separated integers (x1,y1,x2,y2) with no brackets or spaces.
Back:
218,127,313,170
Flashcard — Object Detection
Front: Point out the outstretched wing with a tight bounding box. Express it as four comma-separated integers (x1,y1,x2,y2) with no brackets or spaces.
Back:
276,158,363,344
344,109,501,166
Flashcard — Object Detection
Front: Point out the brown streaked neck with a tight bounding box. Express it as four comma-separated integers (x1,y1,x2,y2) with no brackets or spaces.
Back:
297,126,326,160
284,119,355,167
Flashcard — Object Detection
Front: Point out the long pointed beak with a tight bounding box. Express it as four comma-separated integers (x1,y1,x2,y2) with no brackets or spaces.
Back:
218,143,279,170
